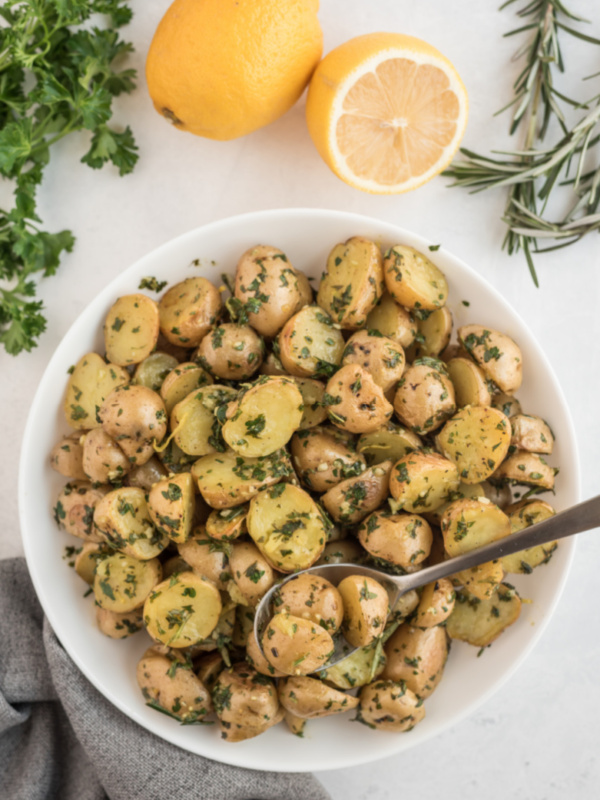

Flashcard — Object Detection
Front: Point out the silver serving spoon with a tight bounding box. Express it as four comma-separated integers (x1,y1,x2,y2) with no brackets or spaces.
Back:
254,494,600,670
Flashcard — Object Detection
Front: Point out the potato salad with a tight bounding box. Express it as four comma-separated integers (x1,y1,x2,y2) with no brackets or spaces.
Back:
50,238,559,741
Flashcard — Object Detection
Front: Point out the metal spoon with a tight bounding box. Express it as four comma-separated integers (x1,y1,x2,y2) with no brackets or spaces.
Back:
254,493,600,670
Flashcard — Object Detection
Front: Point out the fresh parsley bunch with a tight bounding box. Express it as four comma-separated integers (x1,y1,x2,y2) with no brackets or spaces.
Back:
0,0,138,355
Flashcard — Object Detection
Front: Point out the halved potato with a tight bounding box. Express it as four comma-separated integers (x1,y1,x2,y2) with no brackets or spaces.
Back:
492,393,522,418
321,461,392,526
94,486,169,560
100,385,168,466
211,663,281,742
158,277,222,347
177,531,231,589
452,560,504,601
325,364,393,434
436,405,511,484
54,481,110,542
50,433,87,480
446,584,522,647
294,378,328,429
319,639,387,690
94,553,162,613
97,607,144,639
338,575,389,648
261,613,334,675
389,452,459,514
278,676,359,718
195,323,264,380
341,330,406,393
501,499,557,574
383,245,448,311
359,680,425,731
366,292,417,349
205,505,247,541
147,472,195,544
64,353,129,429
510,414,554,454
144,571,222,648
247,484,327,572
104,294,160,366
416,306,453,358
229,541,275,606
358,512,432,570
458,325,523,394
446,357,492,408
191,449,293,509
133,352,179,391
170,384,237,457
393,361,456,435
357,424,421,466
441,498,511,558
160,362,213,415
137,647,212,723
81,428,130,484
291,425,366,493
423,482,486,527
278,305,345,379
382,623,449,699
412,579,456,628
317,237,384,328
74,542,109,584
222,377,303,457
273,573,343,633
492,451,556,490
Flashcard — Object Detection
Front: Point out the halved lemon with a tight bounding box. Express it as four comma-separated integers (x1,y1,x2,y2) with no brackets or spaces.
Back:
306,33,468,194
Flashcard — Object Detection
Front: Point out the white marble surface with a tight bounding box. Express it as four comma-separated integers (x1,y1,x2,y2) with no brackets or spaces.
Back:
2,1,600,797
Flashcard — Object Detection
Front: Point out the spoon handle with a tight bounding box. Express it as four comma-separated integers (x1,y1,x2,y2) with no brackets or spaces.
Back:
396,493,600,594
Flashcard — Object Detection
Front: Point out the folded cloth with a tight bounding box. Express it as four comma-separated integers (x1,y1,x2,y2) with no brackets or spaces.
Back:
0,558,331,800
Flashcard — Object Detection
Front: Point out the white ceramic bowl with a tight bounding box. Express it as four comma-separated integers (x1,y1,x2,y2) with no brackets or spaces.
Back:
20,208,579,772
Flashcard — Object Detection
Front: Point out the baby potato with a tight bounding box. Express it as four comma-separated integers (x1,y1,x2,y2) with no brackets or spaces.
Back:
222,376,303,457
191,449,293,509
104,294,160,367
319,639,387,690
446,584,522,647
279,676,359,718
412,579,456,628
81,428,130,484
389,452,459,514
294,377,328,429
325,364,393,435
73,542,109,584
393,360,456,435
54,481,110,542
212,663,281,742
261,613,334,675
137,647,212,723
100,385,168,467
205,505,247,541
133,351,179,391
170,384,237,457
423,481,486,527
416,306,453,358
278,305,345,379
50,433,87,480
382,623,449,699
452,560,504,601
342,330,405,393
383,245,448,311
229,541,275,606
316,539,365,566
247,483,327,572
195,323,264,380
510,414,554,454
144,571,222,648
458,325,523,394
96,607,144,639
357,424,422,466
260,349,288,376
446,357,492,408
159,276,222,347
338,575,389,648
357,512,432,571
64,352,130,429
94,553,162,613
366,292,417,349
126,456,168,491
501,499,557,574
290,426,366,493
359,679,425,731
321,461,392,526
234,245,311,338
274,574,343,633
436,405,511,484
492,392,522,418
94,486,169,560
177,531,231,589
246,629,287,677
147,472,195,544
441,498,511,558
481,480,512,509
492,451,556,490
160,362,213,415
317,237,384,329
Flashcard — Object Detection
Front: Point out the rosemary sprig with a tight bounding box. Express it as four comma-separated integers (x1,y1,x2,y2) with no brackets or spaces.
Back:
445,1,600,285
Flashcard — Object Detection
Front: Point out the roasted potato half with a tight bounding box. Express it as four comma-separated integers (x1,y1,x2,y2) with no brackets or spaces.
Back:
160,362,213,415
393,360,456,435
278,676,359,718
290,426,366,493
133,352,179,392
359,680,425,731
358,512,432,571
212,663,281,742
50,433,87,480
383,245,448,311
338,574,389,648
321,461,393,526
382,623,449,698
100,384,168,467
441,498,511,558
261,613,335,675
104,293,160,367
64,353,129,430
325,364,393,435
278,305,345,379
195,323,264,380
137,647,212,723
446,584,522,647
389,452,459,514
446,357,492,408
170,384,237,457
273,573,343,633
341,330,405,393
458,325,523,394
54,481,110,543
510,414,554,454
366,292,417,349
357,424,421,466
147,472,195,544
159,277,222,347
94,553,162,613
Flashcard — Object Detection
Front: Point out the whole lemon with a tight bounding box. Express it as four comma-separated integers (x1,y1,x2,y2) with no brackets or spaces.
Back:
146,0,323,140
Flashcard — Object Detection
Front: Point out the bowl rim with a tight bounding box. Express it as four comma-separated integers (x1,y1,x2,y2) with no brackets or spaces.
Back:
19,207,580,772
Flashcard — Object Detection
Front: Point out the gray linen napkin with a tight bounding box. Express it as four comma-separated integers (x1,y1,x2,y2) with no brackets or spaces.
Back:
0,558,331,800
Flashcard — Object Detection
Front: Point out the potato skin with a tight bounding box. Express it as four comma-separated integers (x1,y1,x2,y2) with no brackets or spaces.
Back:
64,352,130,430
366,292,417,349
97,607,144,639
246,629,286,677
261,613,334,675
81,428,130,484
94,486,169,560
458,325,523,394
278,676,359,718
100,385,168,467
278,305,345,379
211,663,281,742
510,414,554,454
229,541,275,606
393,361,456,435
325,364,393,435
321,461,392,526
389,452,459,514
357,512,432,570
196,323,264,380
290,426,366,493
159,277,222,347
137,647,212,723
50,433,87,480
338,575,389,648
383,245,448,311
412,579,456,628
274,574,343,633
54,481,110,542
359,680,425,731
341,330,405,393
104,294,160,366
382,624,449,699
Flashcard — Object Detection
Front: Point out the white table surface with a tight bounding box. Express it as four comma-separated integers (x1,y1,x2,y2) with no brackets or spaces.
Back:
2,1,600,797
